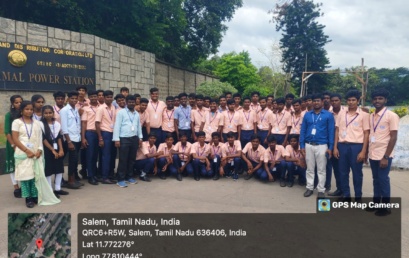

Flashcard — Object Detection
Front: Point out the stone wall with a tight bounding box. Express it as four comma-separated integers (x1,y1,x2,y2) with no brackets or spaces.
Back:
0,17,217,134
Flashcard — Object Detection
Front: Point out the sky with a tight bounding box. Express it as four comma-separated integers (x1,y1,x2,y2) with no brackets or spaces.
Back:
218,0,409,70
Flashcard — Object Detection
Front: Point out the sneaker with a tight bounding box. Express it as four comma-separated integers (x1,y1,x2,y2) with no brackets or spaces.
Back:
116,181,128,188
126,178,138,184
139,175,151,182
176,174,183,181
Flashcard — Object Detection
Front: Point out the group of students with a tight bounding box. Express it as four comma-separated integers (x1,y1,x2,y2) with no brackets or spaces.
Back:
4,86,398,216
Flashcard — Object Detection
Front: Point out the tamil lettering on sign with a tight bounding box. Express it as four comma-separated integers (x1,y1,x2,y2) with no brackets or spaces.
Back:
0,42,95,91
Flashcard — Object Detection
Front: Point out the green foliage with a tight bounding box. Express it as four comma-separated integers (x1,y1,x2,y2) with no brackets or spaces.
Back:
258,66,290,97
0,0,243,68
214,51,261,92
43,247,54,257
196,81,237,99
392,107,408,118
272,0,331,93
242,84,271,98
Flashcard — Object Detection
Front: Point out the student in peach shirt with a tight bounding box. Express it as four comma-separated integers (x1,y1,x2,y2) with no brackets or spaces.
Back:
267,95,274,111
80,90,100,185
95,90,116,184
290,99,304,136
366,89,399,216
75,85,90,116
221,99,243,142
146,87,166,148
114,94,126,111
139,98,151,141
242,134,266,181
203,99,223,143
270,97,291,145
134,133,161,182
53,91,65,124
221,132,242,180
218,95,228,113
203,96,211,110
191,131,212,180
333,90,370,202
257,97,273,148
263,135,288,185
161,96,176,143
171,133,193,177
191,94,207,141
157,133,178,180
188,93,197,110
233,93,242,111
240,97,258,148
209,132,224,180
284,93,295,113
285,135,307,187
250,91,261,113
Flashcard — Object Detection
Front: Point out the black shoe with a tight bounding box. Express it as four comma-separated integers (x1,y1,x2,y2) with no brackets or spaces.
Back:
213,174,220,180
108,176,117,182
79,169,88,180
280,180,286,187
101,179,115,184
95,176,103,182
325,186,331,192
54,190,69,195
25,198,35,208
244,173,253,180
176,173,183,181
75,174,82,181
61,179,69,188
375,208,391,216
328,189,343,197
14,188,22,198
194,176,200,181
304,189,314,197
298,181,306,186
66,181,81,189
365,207,378,212
88,178,99,185
54,194,60,199
287,181,294,187
355,197,362,203
139,175,151,182
32,197,38,204
159,173,167,180
317,192,325,198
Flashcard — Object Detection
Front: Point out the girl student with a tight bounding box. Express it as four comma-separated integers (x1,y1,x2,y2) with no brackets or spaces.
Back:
31,94,45,121
12,101,60,208
4,95,23,198
41,105,69,198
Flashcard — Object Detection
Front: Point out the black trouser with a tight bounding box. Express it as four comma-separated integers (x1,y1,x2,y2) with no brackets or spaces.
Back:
67,141,81,176
117,136,139,181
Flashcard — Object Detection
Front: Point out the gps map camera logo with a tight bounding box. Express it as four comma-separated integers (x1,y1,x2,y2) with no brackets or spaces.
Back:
318,199,331,212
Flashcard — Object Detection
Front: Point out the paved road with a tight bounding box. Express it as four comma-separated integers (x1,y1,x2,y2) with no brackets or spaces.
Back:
0,166,408,258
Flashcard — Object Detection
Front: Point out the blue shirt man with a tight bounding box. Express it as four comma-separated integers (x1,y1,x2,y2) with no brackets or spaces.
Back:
174,93,193,142
300,93,335,198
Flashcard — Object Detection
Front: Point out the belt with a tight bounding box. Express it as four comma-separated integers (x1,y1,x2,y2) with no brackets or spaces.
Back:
306,141,326,146
86,129,97,133
339,142,362,145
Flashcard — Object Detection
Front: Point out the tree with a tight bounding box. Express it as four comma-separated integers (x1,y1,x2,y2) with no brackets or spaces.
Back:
214,51,261,93
272,0,331,94
196,81,237,99
258,66,288,97
0,0,243,68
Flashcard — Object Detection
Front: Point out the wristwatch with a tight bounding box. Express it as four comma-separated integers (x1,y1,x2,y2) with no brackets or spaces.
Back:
383,155,389,159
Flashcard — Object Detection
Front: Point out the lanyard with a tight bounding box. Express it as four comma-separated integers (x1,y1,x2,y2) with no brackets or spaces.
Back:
212,145,220,155
148,144,155,154
127,109,137,124
275,112,285,127
227,111,235,124
106,106,113,121
166,109,174,120
197,109,205,117
269,149,276,162
227,143,236,154
293,149,301,158
181,106,190,119
259,109,268,123
243,110,250,123
250,148,259,161
345,111,359,128
50,121,57,141
90,105,98,114
70,109,78,123
22,118,33,140
197,144,207,157
312,112,321,125
251,104,259,112
181,144,186,159
372,108,387,132
54,105,61,114
209,111,218,124
33,114,41,121
292,114,301,127
150,100,159,112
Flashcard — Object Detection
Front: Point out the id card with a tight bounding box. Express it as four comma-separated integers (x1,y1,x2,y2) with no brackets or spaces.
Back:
168,122,172,128
371,136,376,143
295,166,298,170
231,160,234,166
228,125,233,129
341,131,347,138
292,129,296,134
110,124,114,129
131,126,135,131
208,126,213,131
272,167,277,172
53,143,58,150
185,121,190,127
25,142,34,148
259,124,263,129
246,125,250,129
275,128,279,133
181,161,185,166
213,157,217,163
154,114,158,119
311,128,316,135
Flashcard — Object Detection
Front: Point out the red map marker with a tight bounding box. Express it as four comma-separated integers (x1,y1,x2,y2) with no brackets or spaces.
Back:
36,239,43,249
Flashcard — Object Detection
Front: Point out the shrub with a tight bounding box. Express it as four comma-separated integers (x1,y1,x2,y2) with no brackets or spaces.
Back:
196,81,237,99
392,107,408,118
